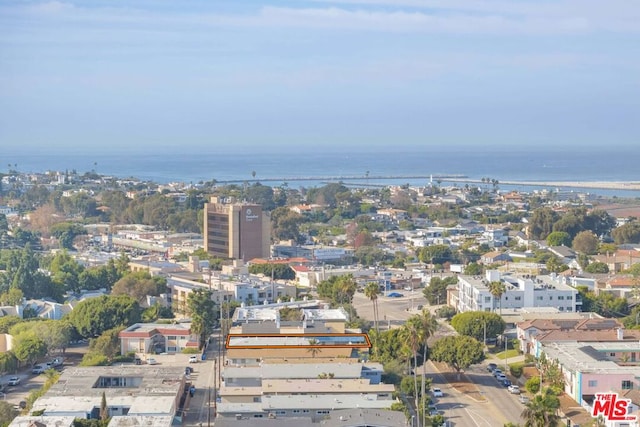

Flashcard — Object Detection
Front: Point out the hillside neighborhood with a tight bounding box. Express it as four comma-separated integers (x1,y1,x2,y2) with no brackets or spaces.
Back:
2,168,640,426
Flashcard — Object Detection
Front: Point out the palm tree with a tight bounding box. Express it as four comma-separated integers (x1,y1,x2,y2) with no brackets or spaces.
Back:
307,338,321,358
521,389,560,427
401,316,422,427
417,309,438,425
489,280,506,315
364,282,380,332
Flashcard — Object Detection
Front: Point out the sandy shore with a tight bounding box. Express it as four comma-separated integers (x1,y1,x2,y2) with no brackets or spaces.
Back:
448,179,640,191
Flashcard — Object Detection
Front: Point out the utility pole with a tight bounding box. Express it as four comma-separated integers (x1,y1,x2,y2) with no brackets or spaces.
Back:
483,320,487,349
504,335,508,372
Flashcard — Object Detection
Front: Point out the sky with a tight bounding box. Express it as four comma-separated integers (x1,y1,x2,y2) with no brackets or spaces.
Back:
1,0,639,154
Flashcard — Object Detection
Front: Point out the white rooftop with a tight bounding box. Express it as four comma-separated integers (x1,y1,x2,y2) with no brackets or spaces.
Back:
543,340,640,375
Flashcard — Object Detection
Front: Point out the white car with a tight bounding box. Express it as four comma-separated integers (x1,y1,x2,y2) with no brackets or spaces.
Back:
8,376,20,386
32,365,46,374
508,385,521,394
189,355,199,363
431,387,444,397
147,358,157,365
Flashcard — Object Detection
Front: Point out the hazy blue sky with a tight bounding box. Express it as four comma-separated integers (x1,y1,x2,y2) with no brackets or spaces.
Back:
1,0,639,153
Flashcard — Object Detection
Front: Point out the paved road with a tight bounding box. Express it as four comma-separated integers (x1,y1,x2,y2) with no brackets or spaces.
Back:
353,292,509,426
352,289,429,328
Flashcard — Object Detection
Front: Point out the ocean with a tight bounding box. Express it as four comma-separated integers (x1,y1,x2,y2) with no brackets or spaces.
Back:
3,145,640,198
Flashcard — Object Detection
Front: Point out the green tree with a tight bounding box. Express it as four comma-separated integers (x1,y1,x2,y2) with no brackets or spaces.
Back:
248,263,295,280
528,207,560,240
13,334,47,366
585,262,609,274
423,276,457,305
525,376,541,394
419,245,454,266
0,316,22,334
612,222,640,244
464,262,483,275
316,275,356,305
244,183,275,210
111,272,167,305
66,295,141,338
48,250,85,293
369,328,410,365
50,222,87,250
546,231,571,247
430,335,484,379
0,288,23,305
89,327,124,361
0,351,18,375
28,320,73,355
187,289,218,349
572,231,599,255
451,311,505,343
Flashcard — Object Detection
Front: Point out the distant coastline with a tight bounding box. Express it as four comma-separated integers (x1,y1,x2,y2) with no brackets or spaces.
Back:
446,179,640,191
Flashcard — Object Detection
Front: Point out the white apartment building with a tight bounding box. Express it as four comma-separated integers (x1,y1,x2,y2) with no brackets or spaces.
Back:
457,270,580,313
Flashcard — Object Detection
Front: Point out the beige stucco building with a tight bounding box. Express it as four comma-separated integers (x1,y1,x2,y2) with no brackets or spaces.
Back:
204,197,270,262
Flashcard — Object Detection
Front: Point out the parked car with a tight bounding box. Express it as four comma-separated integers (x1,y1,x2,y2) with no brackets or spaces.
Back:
8,377,20,386
147,358,157,365
51,357,64,367
32,365,46,374
496,374,507,382
508,385,521,394
387,292,404,298
432,387,444,397
519,395,530,404
502,379,512,387
487,363,497,372
492,369,503,377
428,404,439,416
416,305,423,310
189,355,199,363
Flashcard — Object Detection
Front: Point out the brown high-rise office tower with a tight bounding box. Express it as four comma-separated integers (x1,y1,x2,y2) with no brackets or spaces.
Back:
203,196,271,261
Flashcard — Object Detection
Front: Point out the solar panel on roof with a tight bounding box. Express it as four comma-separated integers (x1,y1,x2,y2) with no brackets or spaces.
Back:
578,346,609,361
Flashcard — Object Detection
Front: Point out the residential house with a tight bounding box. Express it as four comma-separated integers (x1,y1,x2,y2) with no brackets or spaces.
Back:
481,251,511,264
593,250,640,273
119,322,198,356
517,318,623,356
600,275,638,299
